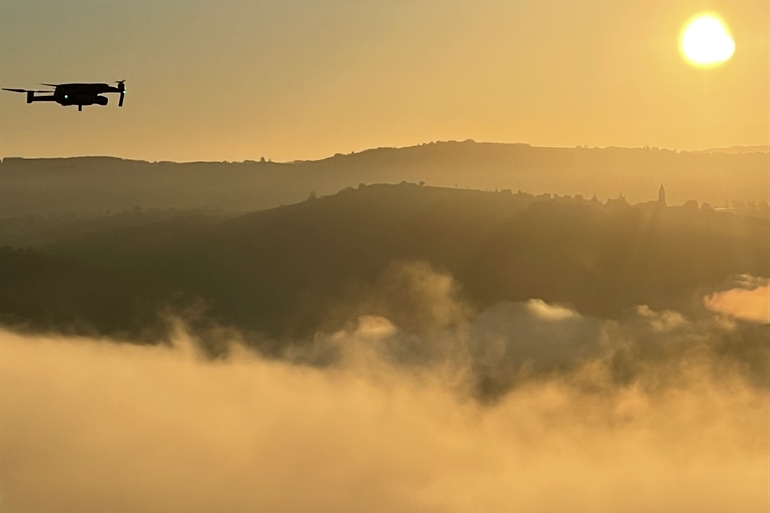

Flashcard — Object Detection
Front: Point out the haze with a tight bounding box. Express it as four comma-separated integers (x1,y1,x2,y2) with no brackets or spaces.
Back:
1,0,768,161
1,1,769,511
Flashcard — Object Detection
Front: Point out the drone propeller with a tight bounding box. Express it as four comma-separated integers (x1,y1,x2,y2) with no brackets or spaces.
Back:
3,88,52,93
116,80,126,107
40,83,60,87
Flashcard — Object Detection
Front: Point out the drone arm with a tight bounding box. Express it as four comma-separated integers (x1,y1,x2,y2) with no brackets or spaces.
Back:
2,88,54,103
117,80,125,107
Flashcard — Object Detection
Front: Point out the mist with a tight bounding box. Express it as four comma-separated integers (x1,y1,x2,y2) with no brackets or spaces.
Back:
3,0,768,509
705,276,770,324
2,277,768,512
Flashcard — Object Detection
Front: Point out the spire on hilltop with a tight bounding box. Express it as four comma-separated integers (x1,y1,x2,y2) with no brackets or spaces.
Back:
658,184,667,207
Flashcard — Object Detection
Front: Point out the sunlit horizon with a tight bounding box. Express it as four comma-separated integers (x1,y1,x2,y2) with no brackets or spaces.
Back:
1,0,767,162
1,138,769,165
0,1,768,511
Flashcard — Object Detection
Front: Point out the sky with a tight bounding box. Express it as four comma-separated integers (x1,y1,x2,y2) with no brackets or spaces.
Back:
0,0,768,162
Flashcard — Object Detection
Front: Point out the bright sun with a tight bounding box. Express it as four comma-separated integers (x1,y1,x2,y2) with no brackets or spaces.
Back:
680,14,735,67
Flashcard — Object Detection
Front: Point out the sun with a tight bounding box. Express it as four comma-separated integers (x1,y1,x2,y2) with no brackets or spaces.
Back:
680,14,735,67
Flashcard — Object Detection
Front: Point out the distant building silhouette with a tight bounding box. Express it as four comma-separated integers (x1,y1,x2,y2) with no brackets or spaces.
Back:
605,192,629,210
658,184,667,207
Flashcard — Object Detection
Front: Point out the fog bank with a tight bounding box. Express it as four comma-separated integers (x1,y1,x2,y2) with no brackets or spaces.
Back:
1,320,767,512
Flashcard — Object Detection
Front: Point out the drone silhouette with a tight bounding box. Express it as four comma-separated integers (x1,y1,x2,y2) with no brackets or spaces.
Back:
2,81,126,111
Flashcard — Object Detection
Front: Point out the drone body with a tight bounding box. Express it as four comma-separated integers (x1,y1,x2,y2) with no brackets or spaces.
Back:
3,81,126,111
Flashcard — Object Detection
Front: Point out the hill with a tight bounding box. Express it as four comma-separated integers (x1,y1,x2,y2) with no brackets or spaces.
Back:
1,141,768,216
698,145,770,154
2,184,767,343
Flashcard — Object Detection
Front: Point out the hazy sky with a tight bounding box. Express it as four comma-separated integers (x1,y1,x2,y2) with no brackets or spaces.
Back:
1,0,767,162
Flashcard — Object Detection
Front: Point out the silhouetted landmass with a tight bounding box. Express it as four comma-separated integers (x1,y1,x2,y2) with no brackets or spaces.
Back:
0,208,238,248
697,145,770,154
2,184,767,346
2,141,768,216
0,247,168,340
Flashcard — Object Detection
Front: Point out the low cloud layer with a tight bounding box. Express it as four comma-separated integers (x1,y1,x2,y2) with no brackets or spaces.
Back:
705,276,770,324
2,318,768,512
2,264,768,512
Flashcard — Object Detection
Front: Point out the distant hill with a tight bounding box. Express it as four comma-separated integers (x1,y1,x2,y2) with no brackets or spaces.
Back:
2,141,768,216
2,184,767,342
697,145,769,154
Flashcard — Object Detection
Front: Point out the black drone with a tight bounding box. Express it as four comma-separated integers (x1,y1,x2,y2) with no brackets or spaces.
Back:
2,81,126,111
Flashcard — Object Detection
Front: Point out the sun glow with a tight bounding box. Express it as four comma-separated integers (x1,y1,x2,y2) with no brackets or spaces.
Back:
680,14,735,67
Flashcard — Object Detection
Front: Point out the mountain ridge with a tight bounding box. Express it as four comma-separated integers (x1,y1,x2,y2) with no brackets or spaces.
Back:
2,183,767,342
2,140,767,216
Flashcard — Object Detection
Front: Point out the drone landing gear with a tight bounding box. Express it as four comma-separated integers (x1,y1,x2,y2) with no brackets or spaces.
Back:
78,105,82,112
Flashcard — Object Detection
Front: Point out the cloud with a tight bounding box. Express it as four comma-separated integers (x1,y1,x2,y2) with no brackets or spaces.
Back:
636,305,687,332
1,322,767,513
704,278,770,324
361,260,473,334
525,299,580,320
1,263,767,511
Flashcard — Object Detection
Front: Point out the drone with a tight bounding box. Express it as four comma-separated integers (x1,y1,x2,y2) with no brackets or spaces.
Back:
2,80,126,111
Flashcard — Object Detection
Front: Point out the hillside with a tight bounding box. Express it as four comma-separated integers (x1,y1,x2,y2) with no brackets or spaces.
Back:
698,145,770,154
1,141,768,216
2,184,767,343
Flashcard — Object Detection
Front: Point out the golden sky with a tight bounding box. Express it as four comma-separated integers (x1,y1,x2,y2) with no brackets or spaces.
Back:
1,0,767,162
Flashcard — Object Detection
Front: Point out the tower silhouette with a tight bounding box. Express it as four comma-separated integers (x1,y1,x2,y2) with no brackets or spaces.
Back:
658,184,667,207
